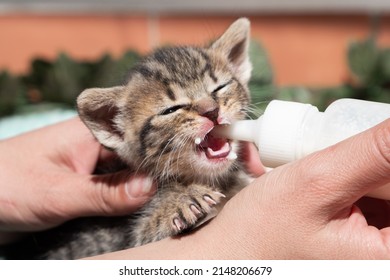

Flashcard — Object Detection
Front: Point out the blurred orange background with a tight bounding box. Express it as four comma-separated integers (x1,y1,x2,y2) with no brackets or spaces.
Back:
1,13,390,87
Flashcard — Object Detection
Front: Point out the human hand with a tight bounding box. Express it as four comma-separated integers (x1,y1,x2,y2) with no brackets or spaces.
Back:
94,119,390,259
239,142,266,176
0,118,156,241
210,118,390,259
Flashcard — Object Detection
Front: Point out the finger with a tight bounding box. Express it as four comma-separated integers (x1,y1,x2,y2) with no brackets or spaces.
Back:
57,170,157,219
98,146,119,164
310,119,390,203
366,182,390,200
240,142,266,176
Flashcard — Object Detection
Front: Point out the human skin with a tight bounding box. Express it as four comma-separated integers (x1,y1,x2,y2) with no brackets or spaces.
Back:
0,118,156,244
91,119,390,259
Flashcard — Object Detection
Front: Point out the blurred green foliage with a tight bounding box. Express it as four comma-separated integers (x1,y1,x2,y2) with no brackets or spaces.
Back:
0,38,389,118
0,51,140,117
0,71,26,116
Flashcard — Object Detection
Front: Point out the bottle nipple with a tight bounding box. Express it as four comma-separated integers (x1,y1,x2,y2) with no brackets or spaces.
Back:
211,118,262,143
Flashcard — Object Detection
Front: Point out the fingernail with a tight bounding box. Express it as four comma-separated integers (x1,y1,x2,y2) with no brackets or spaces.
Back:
125,176,155,198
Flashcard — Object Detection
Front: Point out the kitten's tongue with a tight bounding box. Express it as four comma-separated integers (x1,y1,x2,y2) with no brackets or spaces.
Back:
202,135,230,159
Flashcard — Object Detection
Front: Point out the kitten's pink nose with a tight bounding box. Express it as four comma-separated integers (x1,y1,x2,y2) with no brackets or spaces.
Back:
202,107,219,123
196,98,219,123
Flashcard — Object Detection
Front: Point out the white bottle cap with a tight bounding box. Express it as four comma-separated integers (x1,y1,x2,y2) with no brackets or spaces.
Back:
259,100,318,167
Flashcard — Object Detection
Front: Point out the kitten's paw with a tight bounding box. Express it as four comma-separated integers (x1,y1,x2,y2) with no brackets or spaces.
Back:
171,191,226,234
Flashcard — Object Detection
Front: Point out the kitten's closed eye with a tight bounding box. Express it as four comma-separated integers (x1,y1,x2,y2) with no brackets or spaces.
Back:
212,80,232,94
160,104,188,115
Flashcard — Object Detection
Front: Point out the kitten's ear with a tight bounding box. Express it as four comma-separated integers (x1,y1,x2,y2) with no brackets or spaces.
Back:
211,18,252,84
77,86,126,150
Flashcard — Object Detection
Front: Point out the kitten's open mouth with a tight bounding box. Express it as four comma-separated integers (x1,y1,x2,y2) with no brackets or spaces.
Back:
195,128,237,161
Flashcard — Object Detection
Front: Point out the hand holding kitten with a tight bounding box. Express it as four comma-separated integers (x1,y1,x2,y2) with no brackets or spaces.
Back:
0,117,156,244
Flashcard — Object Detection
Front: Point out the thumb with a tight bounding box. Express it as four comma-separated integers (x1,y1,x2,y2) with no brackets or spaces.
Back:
240,142,266,176
313,119,390,205
63,170,157,219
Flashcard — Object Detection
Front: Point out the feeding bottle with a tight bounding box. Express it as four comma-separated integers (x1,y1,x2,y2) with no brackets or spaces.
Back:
213,98,390,199
215,99,390,167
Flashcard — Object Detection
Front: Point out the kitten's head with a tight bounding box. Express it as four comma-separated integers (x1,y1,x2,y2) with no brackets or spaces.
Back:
77,18,252,182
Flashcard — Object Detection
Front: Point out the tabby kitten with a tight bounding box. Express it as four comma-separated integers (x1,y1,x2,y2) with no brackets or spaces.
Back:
9,18,253,259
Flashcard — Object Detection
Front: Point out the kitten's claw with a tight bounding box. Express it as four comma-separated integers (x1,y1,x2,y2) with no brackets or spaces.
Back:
203,195,217,206
173,217,185,232
203,191,227,206
170,189,226,234
213,191,226,198
190,204,202,217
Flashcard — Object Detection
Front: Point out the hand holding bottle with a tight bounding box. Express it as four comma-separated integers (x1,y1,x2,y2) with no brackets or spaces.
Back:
214,98,390,200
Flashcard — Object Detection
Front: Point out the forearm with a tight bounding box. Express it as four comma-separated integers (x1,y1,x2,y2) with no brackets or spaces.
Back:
87,233,207,260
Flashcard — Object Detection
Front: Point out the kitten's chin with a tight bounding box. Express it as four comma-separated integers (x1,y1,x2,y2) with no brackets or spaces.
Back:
197,151,235,170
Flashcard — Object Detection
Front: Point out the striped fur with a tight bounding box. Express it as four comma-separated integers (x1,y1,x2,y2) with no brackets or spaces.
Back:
17,18,254,259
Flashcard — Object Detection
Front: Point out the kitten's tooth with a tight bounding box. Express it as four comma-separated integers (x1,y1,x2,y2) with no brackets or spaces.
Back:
194,137,202,145
227,151,238,161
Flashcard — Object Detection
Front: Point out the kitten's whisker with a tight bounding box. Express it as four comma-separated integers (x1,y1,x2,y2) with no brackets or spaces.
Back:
241,105,264,120
172,134,190,176
156,134,178,179
155,132,192,182
135,154,153,176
